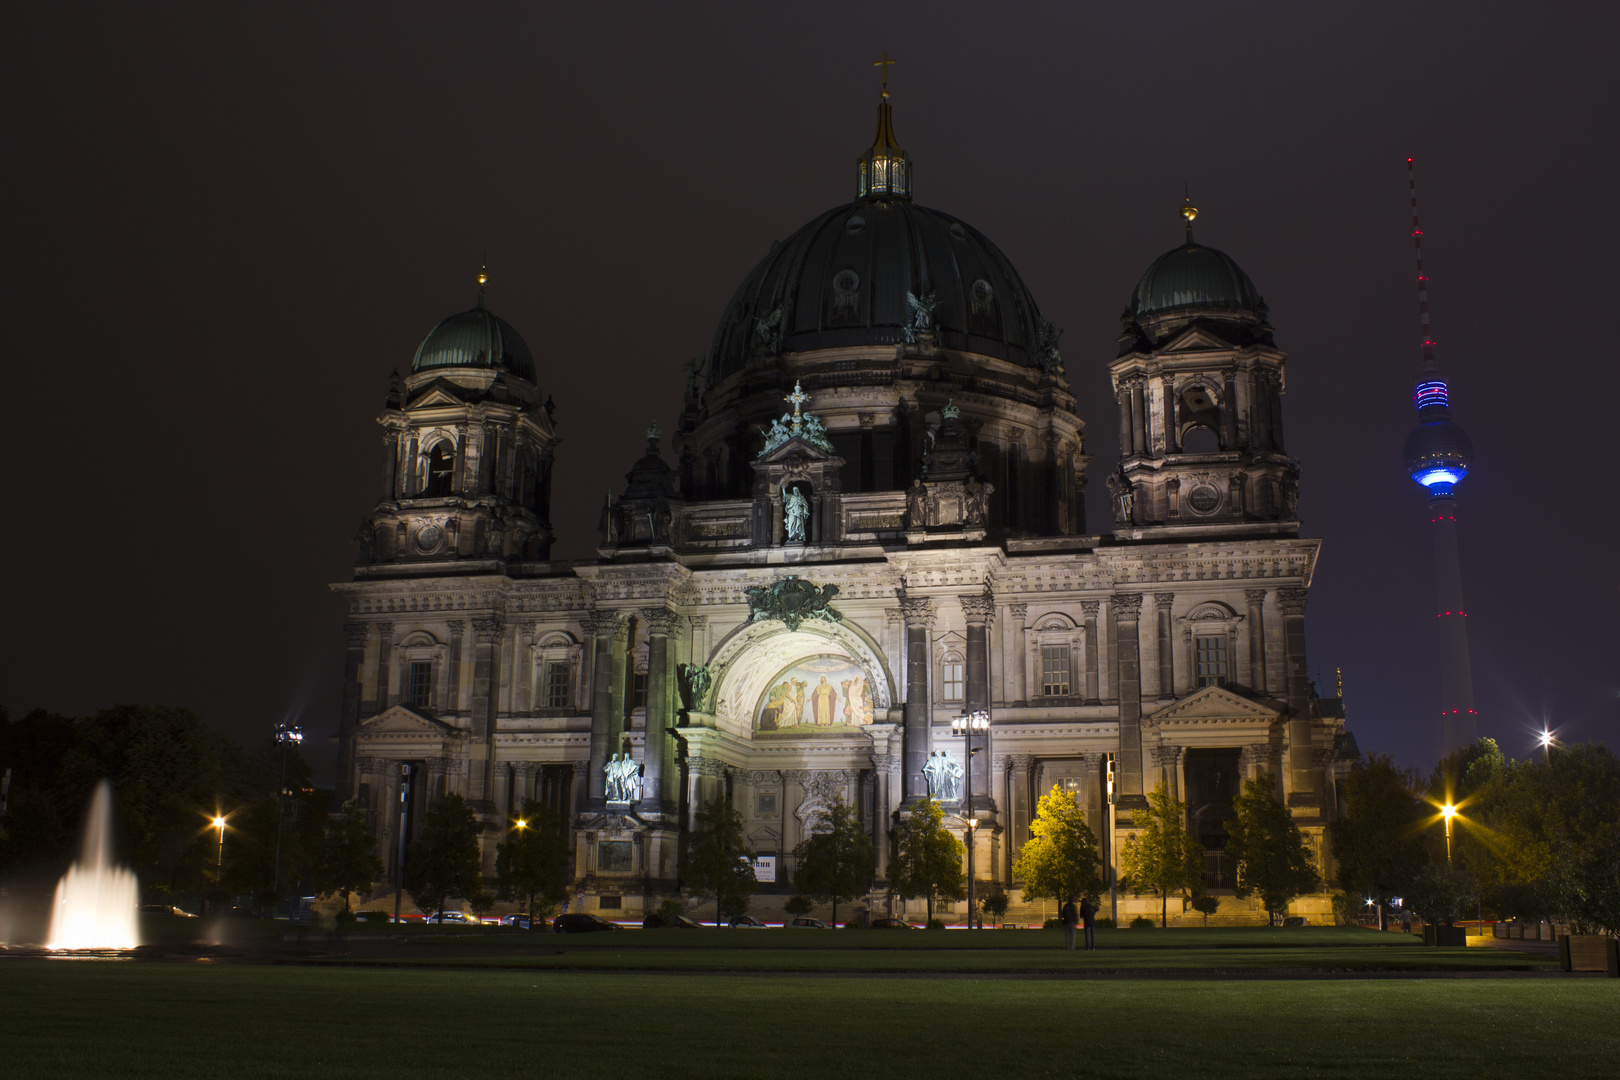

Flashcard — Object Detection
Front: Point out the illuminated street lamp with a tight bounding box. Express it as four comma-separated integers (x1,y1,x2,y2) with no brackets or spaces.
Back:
951,709,989,929
211,813,228,915
272,719,303,904
1538,728,1554,765
1440,803,1456,867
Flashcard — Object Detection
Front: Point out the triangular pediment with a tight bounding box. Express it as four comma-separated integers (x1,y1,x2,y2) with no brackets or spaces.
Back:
358,704,459,736
756,435,839,465
1160,323,1238,353
408,384,469,409
1148,685,1281,722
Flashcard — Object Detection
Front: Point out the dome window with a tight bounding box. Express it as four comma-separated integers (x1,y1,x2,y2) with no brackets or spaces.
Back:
833,270,860,295
426,443,455,496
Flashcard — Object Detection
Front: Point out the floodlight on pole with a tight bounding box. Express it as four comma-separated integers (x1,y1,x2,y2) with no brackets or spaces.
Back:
952,709,990,929
1440,803,1456,867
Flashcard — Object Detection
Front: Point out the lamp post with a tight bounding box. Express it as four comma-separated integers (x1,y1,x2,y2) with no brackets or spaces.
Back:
272,720,303,908
513,817,530,928
1440,803,1456,867
393,763,411,924
951,709,989,929
211,813,227,915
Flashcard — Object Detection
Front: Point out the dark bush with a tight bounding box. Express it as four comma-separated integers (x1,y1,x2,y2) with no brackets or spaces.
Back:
925,918,946,930
1130,915,1156,929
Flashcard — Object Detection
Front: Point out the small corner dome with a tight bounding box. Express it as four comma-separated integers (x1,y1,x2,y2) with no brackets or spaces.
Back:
1129,242,1263,319
411,306,536,382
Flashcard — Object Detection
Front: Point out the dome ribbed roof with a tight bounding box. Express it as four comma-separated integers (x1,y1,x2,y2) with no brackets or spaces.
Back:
412,306,536,382
1129,242,1263,318
707,199,1050,387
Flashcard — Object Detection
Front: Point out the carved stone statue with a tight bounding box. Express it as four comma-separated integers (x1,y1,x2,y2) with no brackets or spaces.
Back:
353,523,375,564
782,484,810,543
1106,468,1135,524
676,663,712,712
904,290,938,343
906,479,927,528
743,576,842,631
923,751,964,802
604,753,640,804
963,477,988,525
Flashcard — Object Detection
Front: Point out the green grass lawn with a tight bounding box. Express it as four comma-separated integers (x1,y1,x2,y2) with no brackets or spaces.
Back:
2,960,1613,1079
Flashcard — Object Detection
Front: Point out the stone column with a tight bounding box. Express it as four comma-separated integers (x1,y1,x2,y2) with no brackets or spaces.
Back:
337,623,369,800
1008,603,1028,704
1112,593,1145,806
1151,744,1184,801
1081,601,1101,703
513,622,535,714
1221,368,1239,449
381,431,400,500
372,622,394,713
570,759,588,825
1252,370,1273,451
1269,370,1286,452
468,617,503,808
1008,754,1035,883
1244,590,1268,693
1129,378,1147,457
687,615,708,667
583,610,625,805
641,608,682,816
1161,374,1179,453
1116,388,1133,461
1277,587,1315,805
1154,592,1175,701
871,753,897,880
900,597,935,804
961,594,996,815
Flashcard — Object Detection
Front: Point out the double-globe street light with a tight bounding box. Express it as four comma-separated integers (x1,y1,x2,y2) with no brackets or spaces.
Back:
950,709,989,929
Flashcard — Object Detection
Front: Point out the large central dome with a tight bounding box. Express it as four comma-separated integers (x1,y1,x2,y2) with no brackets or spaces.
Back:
706,200,1048,387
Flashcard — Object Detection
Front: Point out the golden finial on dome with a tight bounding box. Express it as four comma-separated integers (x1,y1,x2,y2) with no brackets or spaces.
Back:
1181,187,1198,242
874,51,896,100
476,264,488,307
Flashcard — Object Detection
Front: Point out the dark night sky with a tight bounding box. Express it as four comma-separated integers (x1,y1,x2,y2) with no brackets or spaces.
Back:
6,1,1617,781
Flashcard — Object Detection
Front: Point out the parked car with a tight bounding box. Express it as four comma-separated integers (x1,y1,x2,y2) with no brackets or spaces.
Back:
499,914,540,929
870,917,914,929
553,912,619,934
644,912,704,929
1282,916,1307,927
788,917,832,929
728,915,769,928
428,910,477,925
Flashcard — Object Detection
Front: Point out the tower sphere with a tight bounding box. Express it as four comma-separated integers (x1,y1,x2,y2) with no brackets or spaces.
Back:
1404,416,1473,490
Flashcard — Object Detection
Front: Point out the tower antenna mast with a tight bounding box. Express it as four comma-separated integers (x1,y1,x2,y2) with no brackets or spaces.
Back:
1401,157,1478,757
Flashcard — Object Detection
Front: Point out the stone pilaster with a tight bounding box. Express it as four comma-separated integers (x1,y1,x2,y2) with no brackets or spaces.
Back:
1154,592,1175,701
338,622,369,800
372,621,394,713
1243,590,1267,693
583,610,627,805
444,619,465,715
1081,600,1101,703
1112,593,1145,807
960,593,997,816
1277,587,1315,806
467,617,503,808
1007,602,1028,704
641,608,683,816
900,597,936,805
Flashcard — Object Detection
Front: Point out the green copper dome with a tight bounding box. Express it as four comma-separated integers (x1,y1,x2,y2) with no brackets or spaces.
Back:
1129,242,1263,318
411,305,536,382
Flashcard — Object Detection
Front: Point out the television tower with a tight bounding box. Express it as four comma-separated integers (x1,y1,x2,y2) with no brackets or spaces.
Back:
1400,158,1477,755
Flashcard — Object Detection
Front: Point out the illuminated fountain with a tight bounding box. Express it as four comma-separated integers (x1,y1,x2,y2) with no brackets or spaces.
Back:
46,780,140,950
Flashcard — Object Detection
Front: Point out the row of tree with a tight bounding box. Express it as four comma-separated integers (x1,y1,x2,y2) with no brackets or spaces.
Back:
1333,738,1620,933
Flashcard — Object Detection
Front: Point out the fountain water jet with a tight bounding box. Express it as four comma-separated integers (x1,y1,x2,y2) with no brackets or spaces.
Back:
46,780,140,950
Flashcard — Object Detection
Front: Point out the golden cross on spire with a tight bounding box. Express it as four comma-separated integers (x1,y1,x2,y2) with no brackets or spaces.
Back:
874,52,896,97
785,380,810,427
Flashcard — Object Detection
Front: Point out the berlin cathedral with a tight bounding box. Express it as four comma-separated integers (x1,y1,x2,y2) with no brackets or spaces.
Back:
334,79,1353,924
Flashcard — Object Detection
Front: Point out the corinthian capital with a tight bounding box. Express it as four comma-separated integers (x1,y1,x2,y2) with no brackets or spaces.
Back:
580,609,626,635
472,618,504,644
1276,587,1309,616
641,608,684,635
1111,593,1144,618
1154,592,1175,611
343,622,370,648
1244,589,1268,605
960,593,996,626
900,597,936,630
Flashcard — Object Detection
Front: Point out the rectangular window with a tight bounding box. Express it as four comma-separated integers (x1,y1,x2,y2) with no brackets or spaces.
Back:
407,661,433,708
597,894,621,910
757,792,777,816
545,662,570,709
942,660,964,701
1041,646,1071,697
1195,636,1228,687
632,671,648,709
597,841,632,873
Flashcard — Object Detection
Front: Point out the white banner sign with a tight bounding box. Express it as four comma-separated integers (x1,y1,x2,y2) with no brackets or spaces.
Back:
748,856,776,883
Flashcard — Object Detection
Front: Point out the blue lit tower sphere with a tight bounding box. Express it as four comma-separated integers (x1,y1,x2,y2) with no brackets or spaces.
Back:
1402,159,1477,755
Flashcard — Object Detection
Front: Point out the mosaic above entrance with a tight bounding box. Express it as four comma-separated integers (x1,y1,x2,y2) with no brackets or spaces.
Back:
755,654,876,734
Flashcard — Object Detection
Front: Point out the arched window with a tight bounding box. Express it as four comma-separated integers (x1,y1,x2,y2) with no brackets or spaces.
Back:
426,443,455,496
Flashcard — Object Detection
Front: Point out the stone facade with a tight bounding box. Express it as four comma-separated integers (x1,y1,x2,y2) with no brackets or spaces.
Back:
333,103,1352,925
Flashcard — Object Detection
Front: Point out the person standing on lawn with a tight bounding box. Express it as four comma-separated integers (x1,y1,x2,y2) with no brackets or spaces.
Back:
1080,896,1097,950
1060,898,1079,950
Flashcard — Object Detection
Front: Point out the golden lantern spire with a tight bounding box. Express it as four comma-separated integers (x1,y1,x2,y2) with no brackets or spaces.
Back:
857,52,911,200
476,264,488,308
1181,187,1198,243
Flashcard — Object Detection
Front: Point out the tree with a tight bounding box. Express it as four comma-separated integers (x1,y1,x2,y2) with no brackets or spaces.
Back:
681,795,757,925
404,793,483,919
783,894,815,917
1119,783,1203,927
315,799,383,915
495,800,572,926
1331,754,1427,930
888,797,964,923
1406,862,1477,933
1190,893,1220,926
1225,773,1322,923
1013,784,1103,909
792,796,874,927
981,885,1010,923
